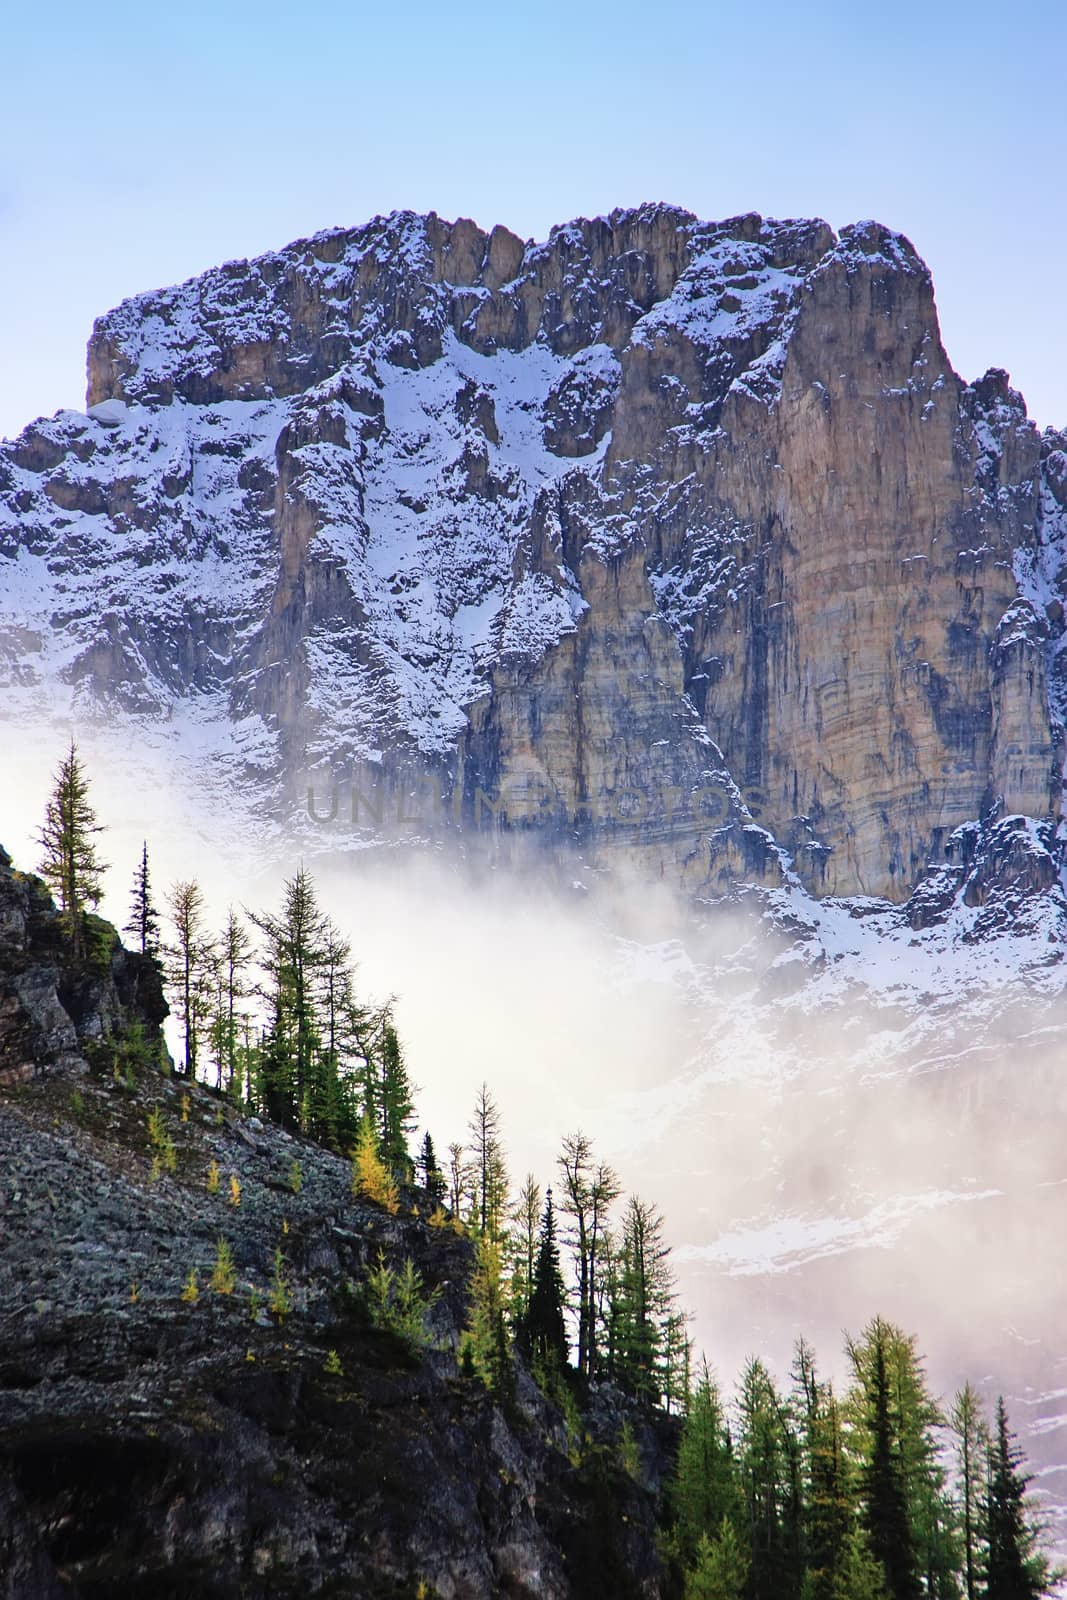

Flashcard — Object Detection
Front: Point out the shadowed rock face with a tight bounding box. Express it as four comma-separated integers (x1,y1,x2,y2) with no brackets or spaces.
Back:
2,206,1065,902
0,845,167,1086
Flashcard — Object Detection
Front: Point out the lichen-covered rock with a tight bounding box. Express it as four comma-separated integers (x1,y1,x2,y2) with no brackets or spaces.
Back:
2,206,1065,903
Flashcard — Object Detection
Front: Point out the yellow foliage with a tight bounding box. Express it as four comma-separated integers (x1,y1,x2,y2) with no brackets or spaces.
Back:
351,1121,399,1213
147,1107,176,1174
180,1269,200,1305
206,1160,220,1195
428,1205,449,1230
229,1174,241,1208
210,1237,236,1295
180,1092,191,1123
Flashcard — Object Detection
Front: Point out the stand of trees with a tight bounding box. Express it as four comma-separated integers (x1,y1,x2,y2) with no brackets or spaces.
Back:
668,1323,1057,1600
30,744,1060,1600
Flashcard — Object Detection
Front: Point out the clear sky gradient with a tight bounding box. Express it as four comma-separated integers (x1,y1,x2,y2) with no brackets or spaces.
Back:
1,0,1064,440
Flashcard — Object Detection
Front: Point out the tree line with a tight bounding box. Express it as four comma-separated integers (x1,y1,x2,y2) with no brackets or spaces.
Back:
32,741,1060,1600
669,1322,1057,1600
34,742,688,1409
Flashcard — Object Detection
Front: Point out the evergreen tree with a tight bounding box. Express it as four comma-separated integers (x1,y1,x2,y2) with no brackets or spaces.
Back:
468,1082,508,1241
315,922,356,1142
319,924,379,1147
672,1359,739,1565
984,1397,1052,1600
207,908,252,1095
664,1310,692,1418
846,1318,956,1600
461,1232,512,1400
613,1194,676,1403
836,1527,893,1600
250,868,330,1131
524,1188,568,1372
378,1021,416,1181
804,1384,852,1600
952,1383,989,1600
125,841,161,958
419,1132,447,1206
37,739,107,958
447,1140,472,1223
556,1132,620,1379
851,1322,920,1600
351,1116,399,1212
735,1356,800,1600
508,1172,542,1328
165,879,215,1081
685,1518,749,1600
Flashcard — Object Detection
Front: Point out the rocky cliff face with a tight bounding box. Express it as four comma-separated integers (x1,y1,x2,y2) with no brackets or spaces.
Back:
0,845,167,1086
2,205,1065,903
0,858,673,1599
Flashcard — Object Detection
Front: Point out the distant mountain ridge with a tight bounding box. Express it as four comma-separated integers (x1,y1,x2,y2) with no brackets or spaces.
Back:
2,205,1066,915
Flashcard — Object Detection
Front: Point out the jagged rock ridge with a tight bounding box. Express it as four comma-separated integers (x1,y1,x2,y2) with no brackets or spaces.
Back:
2,205,1066,904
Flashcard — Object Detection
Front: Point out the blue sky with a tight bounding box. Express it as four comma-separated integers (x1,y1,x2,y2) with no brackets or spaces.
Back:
1,0,1064,438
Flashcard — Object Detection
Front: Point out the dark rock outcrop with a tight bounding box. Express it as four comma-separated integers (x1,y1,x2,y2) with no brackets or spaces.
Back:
0,845,168,1086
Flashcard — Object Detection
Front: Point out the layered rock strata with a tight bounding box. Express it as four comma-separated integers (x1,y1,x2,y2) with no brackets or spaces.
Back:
2,207,1064,901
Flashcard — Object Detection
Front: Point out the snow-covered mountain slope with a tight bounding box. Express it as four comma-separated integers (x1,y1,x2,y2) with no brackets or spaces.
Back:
3,205,1067,912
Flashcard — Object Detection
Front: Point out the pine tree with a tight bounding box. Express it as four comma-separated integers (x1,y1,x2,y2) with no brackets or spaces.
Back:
556,1132,620,1379
952,1383,989,1600
378,1021,416,1181
37,739,107,958
447,1140,472,1224
735,1356,800,1600
664,1310,692,1418
419,1132,447,1206
984,1397,1052,1600
213,908,251,1095
523,1188,568,1372
851,1322,920,1600
468,1082,508,1241
315,921,366,1145
250,868,330,1130
804,1383,852,1600
684,1518,749,1600
508,1172,542,1328
672,1358,739,1564
166,880,215,1081
461,1232,512,1400
613,1194,676,1403
837,1527,893,1600
351,1116,399,1212
125,841,161,958
846,1318,956,1600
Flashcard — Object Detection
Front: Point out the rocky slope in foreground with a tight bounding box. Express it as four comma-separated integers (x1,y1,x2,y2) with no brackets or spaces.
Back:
0,852,672,1599
2,205,1066,911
